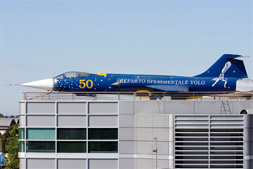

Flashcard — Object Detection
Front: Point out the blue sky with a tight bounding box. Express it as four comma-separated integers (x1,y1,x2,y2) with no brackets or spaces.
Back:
1,0,252,115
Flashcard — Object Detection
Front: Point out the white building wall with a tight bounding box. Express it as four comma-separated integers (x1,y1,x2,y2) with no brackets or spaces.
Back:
19,100,253,169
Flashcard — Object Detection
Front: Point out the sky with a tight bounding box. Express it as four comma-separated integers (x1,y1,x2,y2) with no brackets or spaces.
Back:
0,0,252,115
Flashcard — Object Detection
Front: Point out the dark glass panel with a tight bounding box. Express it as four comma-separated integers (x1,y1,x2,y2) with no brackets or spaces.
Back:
26,141,55,152
19,141,25,152
26,128,55,140
210,129,243,132
88,128,118,140
57,128,86,140
88,142,118,153
57,141,86,153
175,165,208,168
19,128,24,139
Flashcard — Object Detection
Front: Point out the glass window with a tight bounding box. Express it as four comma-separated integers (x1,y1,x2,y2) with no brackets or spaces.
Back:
78,72,89,77
88,128,118,140
65,72,77,78
88,142,118,153
57,128,86,140
19,128,24,139
26,141,55,152
55,74,64,79
57,141,86,153
26,128,55,140
19,141,25,152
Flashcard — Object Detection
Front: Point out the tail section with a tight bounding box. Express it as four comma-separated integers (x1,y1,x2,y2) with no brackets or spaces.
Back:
195,54,248,78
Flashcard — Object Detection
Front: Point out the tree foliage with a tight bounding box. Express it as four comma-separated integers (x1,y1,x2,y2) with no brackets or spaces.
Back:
4,124,19,169
1,126,13,153
0,134,2,152
0,114,4,118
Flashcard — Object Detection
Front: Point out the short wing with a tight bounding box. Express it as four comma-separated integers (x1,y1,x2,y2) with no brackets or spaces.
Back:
146,85,189,92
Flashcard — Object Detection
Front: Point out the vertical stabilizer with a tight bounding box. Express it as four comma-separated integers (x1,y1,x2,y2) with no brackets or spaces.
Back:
195,54,248,78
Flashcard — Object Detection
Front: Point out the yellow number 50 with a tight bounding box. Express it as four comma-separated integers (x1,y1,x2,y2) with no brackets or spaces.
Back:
79,80,93,89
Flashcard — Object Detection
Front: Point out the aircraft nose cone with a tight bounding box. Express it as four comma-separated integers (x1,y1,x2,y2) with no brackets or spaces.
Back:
22,78,54,90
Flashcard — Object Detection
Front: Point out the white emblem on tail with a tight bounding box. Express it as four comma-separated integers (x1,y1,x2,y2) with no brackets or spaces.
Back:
212,61,231,88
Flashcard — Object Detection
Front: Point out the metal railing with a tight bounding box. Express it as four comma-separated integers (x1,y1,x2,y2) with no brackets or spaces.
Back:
22,91,253,101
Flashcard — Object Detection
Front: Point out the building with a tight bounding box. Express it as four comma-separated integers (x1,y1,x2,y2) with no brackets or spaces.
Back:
18,93,253,169
0,118,17,135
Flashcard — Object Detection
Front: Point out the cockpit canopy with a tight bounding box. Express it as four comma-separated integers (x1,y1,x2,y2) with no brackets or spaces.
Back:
55,71,89,79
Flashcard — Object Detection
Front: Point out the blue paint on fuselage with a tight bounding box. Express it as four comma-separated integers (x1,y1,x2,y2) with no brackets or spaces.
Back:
53,54,250,93
53,73,237,92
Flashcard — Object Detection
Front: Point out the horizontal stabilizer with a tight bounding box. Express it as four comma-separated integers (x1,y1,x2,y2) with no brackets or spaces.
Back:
146,85,189,92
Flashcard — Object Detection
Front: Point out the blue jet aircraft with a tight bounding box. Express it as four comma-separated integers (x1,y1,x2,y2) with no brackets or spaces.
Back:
22,54,253,98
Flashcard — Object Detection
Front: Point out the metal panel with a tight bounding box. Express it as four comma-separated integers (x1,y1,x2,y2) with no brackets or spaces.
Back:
89,102,118,114
119,115,134,127
58,115,86,127
165,101,194,114
58,159,86,169
27,102,55,114
58,102,86,114
27,115,55,127
137,141,166,155
152,128,170,141
119,128,134,140
119,141,134,154
232,101,253,114
19,158,25,169
135,159,153,169
135,128,153,141
89,159,118,169
19,102,25,115
244,141,253,155
134,101,164,114
195,101,221,114
157,159,170,169
244,129,253,142
245,159,253,169
19,115,25,127
119,101,134,115
244,115,253,128
27,159,55,169
119,159,134,169
135,115,153,127
89,115,118,127
152,115,169,127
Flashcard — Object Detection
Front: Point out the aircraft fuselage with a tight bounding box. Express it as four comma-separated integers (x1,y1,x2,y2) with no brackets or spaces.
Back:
53,73,237,93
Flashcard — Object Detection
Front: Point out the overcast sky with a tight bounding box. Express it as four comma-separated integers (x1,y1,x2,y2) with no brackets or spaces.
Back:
1,0,252,115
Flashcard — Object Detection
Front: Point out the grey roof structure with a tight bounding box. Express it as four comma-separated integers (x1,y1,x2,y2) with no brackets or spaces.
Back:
0,118,16,128
14,118,19,124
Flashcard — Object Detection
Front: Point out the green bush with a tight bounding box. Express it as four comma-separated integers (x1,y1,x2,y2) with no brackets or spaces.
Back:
0,137,2,152
4,124,19,169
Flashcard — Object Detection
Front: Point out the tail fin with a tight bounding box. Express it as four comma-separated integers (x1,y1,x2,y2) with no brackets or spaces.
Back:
195,54,248,78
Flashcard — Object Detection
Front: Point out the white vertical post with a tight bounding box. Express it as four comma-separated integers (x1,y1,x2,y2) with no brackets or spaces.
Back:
153,137,158,169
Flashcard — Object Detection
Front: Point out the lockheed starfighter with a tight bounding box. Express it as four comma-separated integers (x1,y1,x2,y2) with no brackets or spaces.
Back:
22,54,253,98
